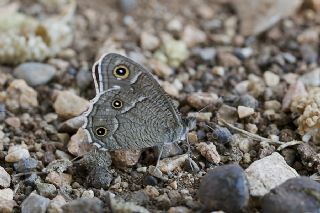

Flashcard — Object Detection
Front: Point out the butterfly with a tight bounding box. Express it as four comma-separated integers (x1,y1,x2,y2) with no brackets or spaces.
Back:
83,53,195,160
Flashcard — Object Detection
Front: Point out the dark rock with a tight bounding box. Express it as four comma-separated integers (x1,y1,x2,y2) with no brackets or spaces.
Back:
24,174,38,186
160,143,183,159
21,193,50,213
198,164,249,212
261,177,320,213
184,158,200,173
143,175,158,186
87,167,113,189
211,126,233,144
14,158,38,173
62,198,104,213
197,130,206,140
128,190,150,205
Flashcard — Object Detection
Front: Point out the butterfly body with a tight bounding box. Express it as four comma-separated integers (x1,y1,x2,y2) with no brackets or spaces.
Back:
83,53,194,150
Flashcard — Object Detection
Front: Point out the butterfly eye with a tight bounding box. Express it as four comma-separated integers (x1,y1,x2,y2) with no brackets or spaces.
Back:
113,65,129,79
95,127,108,137
112,99,123,109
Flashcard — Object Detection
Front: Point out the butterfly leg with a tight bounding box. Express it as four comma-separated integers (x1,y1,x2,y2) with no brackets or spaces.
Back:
185,134,196,172
155,144,164,169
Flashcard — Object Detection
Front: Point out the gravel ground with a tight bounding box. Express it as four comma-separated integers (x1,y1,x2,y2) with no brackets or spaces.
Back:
1,0,320,212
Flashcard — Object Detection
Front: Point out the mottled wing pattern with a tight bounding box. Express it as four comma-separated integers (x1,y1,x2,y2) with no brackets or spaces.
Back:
85,53,187,150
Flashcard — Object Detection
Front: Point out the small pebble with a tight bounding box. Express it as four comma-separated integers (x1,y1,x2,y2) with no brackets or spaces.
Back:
6,79,38,111
182,25,206,47
237,106,255,119
140,32,160,51
264,71,280,87
81,190,94,198
144,185,160,198
0,166,11,188
13,62,56,86
149,59,173,78
217,52,241,67
36,182,57,199
159,154,189,173
0,188,14,200
111,149,141,168
143,175,158,186
53,91,89,119
187,112,212,122
62,198,104,213
198,164,249,212
186,92,218,109
14,158,38,173
211,66,225,76
196,142,221,164
5,117,21,129
67,128,93,157
58,116,85,134
299,68,320,87
5,145,30,163
21,193,50,213
192,47,216,61
47,195,66,213
212,126,233,144
168,206,192,213
46,171,72,187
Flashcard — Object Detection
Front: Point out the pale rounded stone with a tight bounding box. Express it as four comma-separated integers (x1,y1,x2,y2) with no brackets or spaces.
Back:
149,59,173,78
53,91,89,119
111,149,141,168
0,188,14,200
0,166,10,188
158,154,188,173
196,142,221,164
46,171,72,187
140,32,160,51
237,106,255,118
67,128,93,157
5,145,30,163
263,71,280,87
245,152,299,197
6,79,38,111
182,25,206,47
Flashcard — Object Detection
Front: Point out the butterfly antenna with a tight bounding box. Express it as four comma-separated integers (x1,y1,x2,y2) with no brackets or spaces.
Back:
197,103,211,113
155,145,164,170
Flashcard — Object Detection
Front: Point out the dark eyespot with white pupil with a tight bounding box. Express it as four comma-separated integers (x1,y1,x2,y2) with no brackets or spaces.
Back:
113,65,129,79
112,99,123,109
95,127,107,136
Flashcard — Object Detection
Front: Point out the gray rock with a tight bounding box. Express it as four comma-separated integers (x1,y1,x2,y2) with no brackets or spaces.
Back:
245,152,299,197
198,164,249,212
160,143,183,159
301,44,318,64
184,158,200,173
58,116,85,134
261,177,320,213
21,193,50,213
299,68,320,87
13,63,56,86
110,196,150,213
0,166,10,188
36,182,57,199
234,47,253,60
119,0,137,12
212,126,233,144
0,104,5,121
76,68,92,90
128,190,150,205
192,47,216,61
75,151,113,189
62,198,104,213
237,94,259,109
233,0,302,36
14,158,38,173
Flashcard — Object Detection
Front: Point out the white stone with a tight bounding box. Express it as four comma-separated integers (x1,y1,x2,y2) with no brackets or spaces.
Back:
5,145,30,163
263,71,280,87
140,32,160,51
0,166,10,188
0,188,14,200
238,106,255,118
245,152,299,197
196,142,220,164
159,154,188,173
